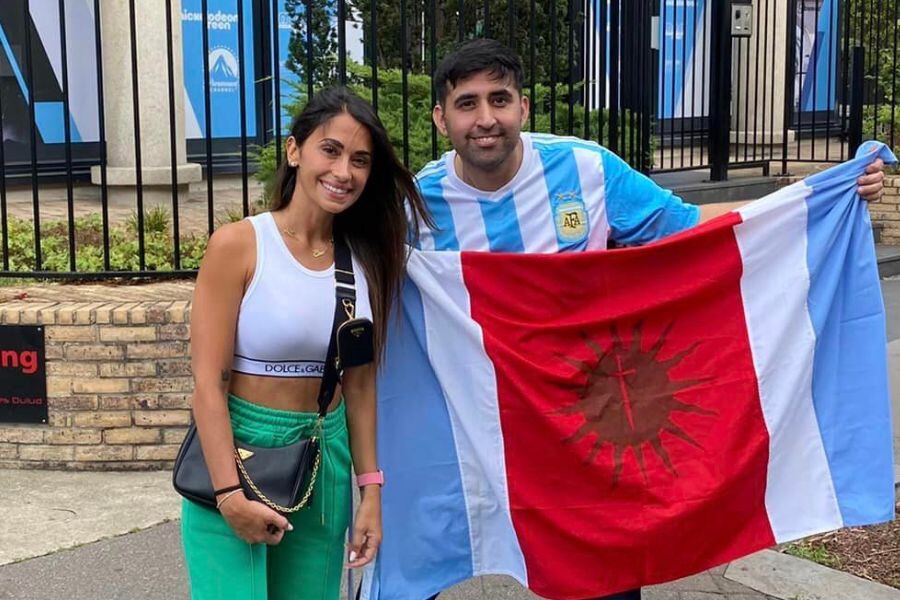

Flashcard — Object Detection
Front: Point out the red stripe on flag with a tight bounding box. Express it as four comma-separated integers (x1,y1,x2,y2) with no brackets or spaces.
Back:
462,213,776,599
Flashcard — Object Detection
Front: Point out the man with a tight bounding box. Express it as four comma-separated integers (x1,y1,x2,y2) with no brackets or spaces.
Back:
414,38,885,600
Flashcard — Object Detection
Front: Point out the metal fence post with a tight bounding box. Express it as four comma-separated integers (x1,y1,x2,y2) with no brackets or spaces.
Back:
848,45,865,156
609,0,619,153
642,0,657,174
709,0,733,181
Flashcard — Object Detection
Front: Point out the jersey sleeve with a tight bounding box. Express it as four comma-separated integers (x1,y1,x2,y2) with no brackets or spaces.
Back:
601,149,700,245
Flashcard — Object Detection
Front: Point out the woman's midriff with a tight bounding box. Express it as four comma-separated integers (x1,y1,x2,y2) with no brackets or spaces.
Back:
228,371,342,413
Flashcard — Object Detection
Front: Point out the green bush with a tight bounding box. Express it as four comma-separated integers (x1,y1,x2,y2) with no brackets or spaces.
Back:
126,205,171,235
863,104,900,159
0,212,208,275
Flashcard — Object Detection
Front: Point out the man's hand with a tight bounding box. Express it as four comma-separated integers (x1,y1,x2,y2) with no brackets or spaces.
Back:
858,158,886,202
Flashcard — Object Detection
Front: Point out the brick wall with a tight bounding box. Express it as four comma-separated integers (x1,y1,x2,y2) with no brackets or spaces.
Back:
871,173,900,244
0,301,192,470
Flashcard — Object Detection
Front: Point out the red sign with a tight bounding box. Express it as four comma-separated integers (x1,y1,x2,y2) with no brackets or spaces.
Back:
0,326,47,424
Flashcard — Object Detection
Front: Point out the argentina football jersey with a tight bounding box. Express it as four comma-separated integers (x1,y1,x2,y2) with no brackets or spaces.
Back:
413,132,700,253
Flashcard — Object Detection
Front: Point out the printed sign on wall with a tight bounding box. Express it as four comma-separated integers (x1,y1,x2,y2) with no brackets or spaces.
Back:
0,326,47,424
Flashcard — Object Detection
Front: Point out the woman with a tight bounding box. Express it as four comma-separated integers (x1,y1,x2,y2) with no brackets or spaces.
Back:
182,87,431,599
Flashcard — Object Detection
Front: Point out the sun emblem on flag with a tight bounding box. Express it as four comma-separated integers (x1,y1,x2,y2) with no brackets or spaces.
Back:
557,322,715,486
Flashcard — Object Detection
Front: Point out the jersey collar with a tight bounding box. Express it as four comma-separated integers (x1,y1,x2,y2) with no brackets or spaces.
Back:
443,132,535,201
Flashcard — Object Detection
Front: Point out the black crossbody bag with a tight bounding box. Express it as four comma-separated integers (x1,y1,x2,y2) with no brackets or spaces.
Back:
172,237,374,515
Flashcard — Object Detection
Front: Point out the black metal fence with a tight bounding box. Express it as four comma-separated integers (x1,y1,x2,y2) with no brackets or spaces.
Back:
0,0,896,278
665,0,900,176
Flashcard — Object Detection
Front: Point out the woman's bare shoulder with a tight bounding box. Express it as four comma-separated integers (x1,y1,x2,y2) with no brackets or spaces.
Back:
195,218,259,289
205,219,255,257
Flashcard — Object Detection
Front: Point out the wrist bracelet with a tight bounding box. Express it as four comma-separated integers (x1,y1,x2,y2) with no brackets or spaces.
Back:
216,489,243,510
356,469,385,487
214,484,242,497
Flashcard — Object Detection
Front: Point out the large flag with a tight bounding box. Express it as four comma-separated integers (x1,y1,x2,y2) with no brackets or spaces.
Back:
361,143,897,600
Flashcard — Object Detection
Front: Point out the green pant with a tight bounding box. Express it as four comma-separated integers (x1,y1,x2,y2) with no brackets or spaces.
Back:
181,394,351,600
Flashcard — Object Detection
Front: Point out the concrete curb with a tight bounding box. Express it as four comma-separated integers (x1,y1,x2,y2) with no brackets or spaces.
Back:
724,549,900,600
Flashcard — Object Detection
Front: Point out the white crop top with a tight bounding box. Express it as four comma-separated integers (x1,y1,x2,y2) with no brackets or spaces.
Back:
232,211,373,378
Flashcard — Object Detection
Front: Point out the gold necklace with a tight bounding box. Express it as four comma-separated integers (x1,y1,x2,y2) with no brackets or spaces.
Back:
280,227,333,258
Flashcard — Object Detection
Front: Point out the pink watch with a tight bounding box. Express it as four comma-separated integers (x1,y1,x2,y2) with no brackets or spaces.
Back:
356,470,385,487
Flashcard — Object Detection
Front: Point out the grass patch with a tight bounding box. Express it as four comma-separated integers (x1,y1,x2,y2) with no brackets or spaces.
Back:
784,541,840,568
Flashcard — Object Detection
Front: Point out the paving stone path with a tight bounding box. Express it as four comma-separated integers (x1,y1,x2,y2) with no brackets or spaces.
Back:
0,281,194,303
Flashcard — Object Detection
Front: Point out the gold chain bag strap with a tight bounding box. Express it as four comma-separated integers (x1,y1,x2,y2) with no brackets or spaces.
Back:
172,237,356,516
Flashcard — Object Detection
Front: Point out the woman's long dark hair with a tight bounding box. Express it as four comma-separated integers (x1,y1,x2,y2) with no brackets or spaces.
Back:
270,87,433,362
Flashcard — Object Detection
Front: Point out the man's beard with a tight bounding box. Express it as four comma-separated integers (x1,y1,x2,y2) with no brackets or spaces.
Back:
458,132,518,172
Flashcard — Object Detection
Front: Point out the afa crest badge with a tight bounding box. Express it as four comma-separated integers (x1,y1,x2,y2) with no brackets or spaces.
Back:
553,192,589,244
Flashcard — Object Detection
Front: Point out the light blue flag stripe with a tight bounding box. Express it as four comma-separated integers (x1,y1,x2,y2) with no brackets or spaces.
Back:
805,140,897,525
370,278,473,598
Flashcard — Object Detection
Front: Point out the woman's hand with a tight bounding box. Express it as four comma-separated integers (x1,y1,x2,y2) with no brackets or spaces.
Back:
343,362,381,567
219,492,293,545
348,487,382,568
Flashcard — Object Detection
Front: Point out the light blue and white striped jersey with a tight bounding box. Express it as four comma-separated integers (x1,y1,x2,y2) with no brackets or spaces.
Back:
413,132,700,252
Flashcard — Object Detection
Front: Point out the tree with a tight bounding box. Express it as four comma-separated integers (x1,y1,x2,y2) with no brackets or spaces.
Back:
285,0,584,86
842,0,898,152
284,0,339,90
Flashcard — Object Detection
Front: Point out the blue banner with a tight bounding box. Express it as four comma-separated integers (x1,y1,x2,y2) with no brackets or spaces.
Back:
182,0,257,139
798,0,838,113
658,0,708,121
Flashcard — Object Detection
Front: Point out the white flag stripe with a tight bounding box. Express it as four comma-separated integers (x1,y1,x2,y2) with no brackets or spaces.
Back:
735,182,843,541
410,252,528,582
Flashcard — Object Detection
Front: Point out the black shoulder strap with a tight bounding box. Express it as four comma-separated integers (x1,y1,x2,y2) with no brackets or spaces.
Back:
314,237,356,417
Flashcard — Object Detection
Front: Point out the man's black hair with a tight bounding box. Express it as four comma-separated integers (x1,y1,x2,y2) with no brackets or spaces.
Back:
433,38,525,105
